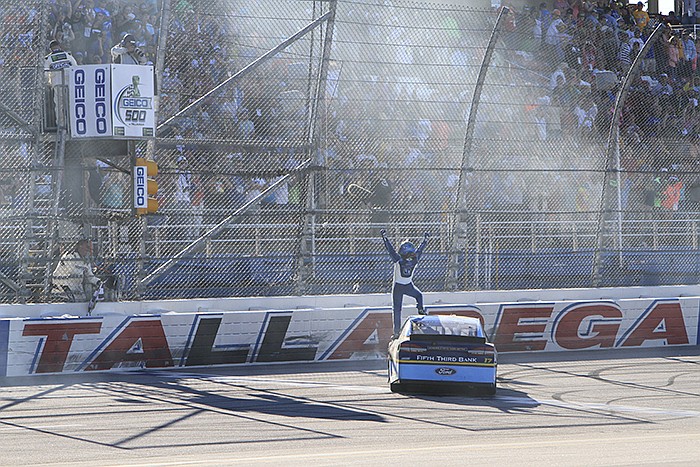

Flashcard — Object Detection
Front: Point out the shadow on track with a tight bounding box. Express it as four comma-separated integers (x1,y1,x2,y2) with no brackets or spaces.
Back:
389,384,540,414
132,376,388,423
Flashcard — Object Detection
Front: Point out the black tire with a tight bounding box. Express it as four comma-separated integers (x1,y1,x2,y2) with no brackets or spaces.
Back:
390,382,402,393
484,383,497,396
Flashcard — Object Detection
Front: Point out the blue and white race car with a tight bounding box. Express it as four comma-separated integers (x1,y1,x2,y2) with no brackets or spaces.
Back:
388,314,497,395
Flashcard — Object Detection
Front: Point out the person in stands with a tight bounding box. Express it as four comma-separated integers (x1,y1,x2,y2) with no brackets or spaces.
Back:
110,33,148,65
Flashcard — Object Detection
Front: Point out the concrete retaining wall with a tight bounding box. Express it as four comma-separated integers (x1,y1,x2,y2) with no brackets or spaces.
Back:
1,286,698,377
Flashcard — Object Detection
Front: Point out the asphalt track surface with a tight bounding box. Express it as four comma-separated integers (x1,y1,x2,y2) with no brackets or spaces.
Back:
1,347,699,467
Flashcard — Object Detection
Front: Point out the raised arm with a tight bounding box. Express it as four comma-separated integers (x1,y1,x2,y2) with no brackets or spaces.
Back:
380,229,400,262
415,232,429,261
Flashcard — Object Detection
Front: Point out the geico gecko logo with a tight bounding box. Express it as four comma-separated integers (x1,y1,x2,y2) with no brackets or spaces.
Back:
114,75,152,126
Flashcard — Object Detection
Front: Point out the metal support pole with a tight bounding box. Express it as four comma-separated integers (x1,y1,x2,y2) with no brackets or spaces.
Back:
446,7,510,290
295,0,338,294
591,23,665,287
157,10,333,135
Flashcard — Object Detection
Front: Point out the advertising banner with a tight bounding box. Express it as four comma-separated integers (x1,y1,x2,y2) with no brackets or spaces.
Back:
0,296,698,376
110,64,155,138
1,308,390,376
67,64,155,139
133,165,147,209
67,65,112,138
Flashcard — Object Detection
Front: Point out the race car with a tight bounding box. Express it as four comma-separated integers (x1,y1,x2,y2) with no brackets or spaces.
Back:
388,314,497,395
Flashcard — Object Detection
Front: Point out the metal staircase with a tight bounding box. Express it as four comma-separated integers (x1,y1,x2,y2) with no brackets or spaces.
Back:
17,86,68,303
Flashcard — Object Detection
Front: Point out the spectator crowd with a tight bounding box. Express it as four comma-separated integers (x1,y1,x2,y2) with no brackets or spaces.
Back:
2,0,700,302
2,0,700,227
46,0,159,66
488,1,700,218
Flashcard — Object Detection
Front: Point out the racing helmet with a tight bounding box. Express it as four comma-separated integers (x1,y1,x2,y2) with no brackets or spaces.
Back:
398,240,416,259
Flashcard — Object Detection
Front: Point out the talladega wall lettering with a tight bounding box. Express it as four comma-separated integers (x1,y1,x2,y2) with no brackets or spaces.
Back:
13,299,696,375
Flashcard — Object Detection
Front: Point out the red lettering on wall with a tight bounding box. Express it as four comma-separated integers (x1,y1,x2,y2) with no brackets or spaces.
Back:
86,319,173,371
22,322,102,373
328,312,392,360
621,302,690,347
554,304,622,349
493,306,553,352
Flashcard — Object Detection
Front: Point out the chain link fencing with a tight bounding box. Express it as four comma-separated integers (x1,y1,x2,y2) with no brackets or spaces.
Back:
0,0,697,304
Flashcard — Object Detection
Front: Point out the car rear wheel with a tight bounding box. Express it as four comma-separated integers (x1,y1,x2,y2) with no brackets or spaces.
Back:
390,382,402,393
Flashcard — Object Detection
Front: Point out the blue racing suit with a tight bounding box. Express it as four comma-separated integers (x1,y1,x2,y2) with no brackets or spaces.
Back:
382,232,428,334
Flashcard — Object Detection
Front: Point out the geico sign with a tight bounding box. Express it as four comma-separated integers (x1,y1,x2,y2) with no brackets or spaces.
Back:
133,165,147,208
121,98,151,108
72,68,108,135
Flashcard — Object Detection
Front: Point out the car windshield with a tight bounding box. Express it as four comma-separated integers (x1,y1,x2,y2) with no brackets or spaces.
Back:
407,316,484,337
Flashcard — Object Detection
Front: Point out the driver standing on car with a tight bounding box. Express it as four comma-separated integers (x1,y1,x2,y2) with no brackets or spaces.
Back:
381,229,429,337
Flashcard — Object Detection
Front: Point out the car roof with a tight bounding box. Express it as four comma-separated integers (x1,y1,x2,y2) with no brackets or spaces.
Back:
403,314,485,337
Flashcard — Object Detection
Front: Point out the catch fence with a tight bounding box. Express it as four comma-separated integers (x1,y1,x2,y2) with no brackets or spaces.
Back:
0,0,697,303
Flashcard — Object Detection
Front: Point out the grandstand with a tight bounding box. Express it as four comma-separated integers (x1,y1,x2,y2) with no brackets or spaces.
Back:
0,0,698,304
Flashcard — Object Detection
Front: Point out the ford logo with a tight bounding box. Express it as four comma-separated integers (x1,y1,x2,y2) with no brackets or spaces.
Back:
435,367,456,376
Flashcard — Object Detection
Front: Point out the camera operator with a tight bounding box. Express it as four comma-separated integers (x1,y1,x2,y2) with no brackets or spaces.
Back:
110,33,147,65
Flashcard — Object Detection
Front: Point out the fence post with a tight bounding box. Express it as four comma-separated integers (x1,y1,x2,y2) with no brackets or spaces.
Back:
591,23,666,287
446,7,510,291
